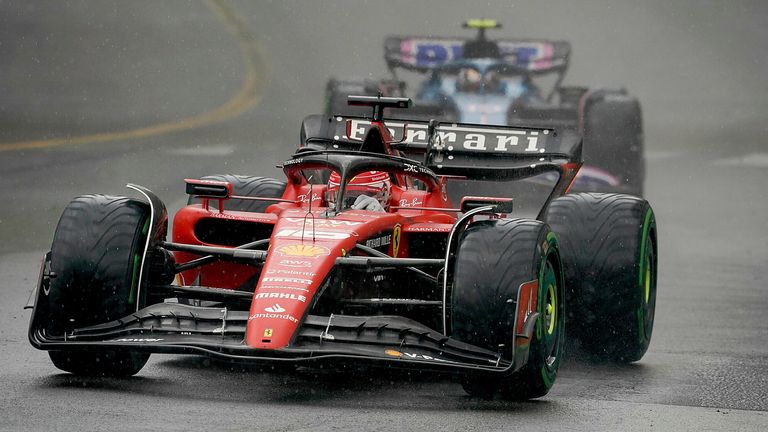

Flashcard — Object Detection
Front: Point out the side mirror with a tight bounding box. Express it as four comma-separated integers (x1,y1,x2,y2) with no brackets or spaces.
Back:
184,179,232,199
460,196,513,214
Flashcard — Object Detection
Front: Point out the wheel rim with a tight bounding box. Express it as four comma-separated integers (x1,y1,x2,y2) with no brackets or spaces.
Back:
639,232,656,340
545,278,556,336
644,250,651,304
541,260,560,366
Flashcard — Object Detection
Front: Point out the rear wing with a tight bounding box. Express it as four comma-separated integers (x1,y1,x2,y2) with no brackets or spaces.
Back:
302,114,582,181
384,36,571,75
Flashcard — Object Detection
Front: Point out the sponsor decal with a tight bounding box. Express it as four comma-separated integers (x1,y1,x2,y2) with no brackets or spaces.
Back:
283,158,304,166
255,292,307,303
365,234,391,248
275,229,351,240
265,304,286,313
278,244,330,258
392,224,402,258
266,269,316,277
385,349,402,357
400,39,463,65
346,119,547,153
208,211,274,224
262,277,313,285
396,39,555,70
283,218,362,227
383,349,454,363
342,211,378,219
249,312,298,324
392,162,435,176
398,197,424,208
259,285,310,293
277,259,313,268
407,226,451,233
114,338,163,342
263,328,273,337
209,212,242,220
297,193,321,203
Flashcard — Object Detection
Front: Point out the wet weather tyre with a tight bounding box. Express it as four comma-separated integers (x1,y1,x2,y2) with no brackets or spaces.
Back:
451,219,565,400
544,193,657,362
582,93,644,196
190,175,286,212
46,195,152,376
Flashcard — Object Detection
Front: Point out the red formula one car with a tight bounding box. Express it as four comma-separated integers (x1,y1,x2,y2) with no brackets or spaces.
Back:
28,96,658,400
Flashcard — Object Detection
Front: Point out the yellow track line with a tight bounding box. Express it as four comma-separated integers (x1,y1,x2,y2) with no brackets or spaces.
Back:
0,0,268,152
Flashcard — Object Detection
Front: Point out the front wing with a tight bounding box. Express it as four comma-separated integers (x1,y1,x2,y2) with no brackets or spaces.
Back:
29,300,520,374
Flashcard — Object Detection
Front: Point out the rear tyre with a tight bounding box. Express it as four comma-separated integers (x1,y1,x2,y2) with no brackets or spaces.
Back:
189,175,286,212
46,195,152,376
582,91,644,196
451,219,564,399
545,193,657,362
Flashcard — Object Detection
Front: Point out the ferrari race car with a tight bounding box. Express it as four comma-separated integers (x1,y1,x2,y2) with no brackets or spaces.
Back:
28,96,657,400
326,19,645,196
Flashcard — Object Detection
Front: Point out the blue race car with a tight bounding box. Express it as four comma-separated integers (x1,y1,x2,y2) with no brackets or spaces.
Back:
325,20,644,196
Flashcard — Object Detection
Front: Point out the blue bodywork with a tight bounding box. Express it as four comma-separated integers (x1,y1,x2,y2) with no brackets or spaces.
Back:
415,58,543,124
382,34,569,125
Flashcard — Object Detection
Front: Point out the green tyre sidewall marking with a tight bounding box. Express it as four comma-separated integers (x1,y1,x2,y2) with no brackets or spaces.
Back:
537,231,562,390
636,207,656,345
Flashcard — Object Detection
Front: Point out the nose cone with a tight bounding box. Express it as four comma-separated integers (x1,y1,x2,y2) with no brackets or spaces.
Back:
245,210,402,349
246,240,341,349
245,211,360,349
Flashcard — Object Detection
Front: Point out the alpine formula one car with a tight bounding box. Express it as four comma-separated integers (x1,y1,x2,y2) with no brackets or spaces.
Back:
325,19,645,196
28,96,657,400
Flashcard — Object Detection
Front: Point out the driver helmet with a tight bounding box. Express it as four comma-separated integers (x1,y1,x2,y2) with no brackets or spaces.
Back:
456,67,482,93
484,70,502,93
326,171,391,210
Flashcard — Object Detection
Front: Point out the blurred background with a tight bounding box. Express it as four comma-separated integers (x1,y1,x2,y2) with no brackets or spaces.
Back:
1,1,766,430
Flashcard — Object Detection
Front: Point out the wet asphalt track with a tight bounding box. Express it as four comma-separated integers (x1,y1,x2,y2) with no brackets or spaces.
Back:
1,1,767,430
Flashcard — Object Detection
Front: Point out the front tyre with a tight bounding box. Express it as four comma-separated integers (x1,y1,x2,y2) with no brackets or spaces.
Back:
451,219,565,399
545,193,658,362
46,195,152,376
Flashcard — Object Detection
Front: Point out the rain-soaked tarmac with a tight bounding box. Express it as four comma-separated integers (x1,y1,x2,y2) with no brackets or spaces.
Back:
1,1,766,430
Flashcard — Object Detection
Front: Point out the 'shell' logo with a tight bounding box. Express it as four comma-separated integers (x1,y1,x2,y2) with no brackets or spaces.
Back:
277,244,330,258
